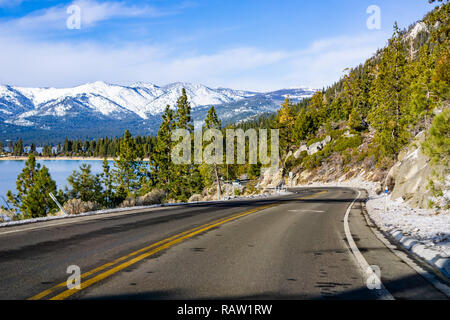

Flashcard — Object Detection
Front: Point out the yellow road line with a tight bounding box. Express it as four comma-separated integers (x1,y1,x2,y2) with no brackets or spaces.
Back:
50,204,277,300
28,207,267,300
30,191,326,300
296,190,327,200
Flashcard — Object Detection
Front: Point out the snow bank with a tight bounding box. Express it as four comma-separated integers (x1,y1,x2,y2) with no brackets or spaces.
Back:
294,177,450,278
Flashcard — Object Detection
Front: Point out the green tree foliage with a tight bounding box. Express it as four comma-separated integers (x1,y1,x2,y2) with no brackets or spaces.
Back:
42,145,52,157
151,106,175,192
422,108,450,165
170,89,204,201
6,154,61,218
13,139,24,156
368,23,411,160
113,129,145,199
201,106,223,190
98,158,118,207
348,108,364,131
277,96,296,155
66,164,102,203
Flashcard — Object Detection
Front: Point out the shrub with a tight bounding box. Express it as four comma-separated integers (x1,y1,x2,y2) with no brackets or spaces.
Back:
285,153,305,171
302,153,323,170
244,181,257,195
333,135,363,152
120,189,166,208
138,189,166,205
63,198,99,215
188,194,203,202
422,108,449,165
0,208,17,222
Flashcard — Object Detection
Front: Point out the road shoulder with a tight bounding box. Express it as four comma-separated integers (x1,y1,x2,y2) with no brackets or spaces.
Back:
347,188,449,299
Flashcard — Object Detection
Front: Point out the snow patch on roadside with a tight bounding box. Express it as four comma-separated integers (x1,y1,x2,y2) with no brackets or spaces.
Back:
294,177,450,277
366,194,449,257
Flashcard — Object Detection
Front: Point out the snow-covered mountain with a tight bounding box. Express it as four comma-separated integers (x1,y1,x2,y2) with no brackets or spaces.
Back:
0,81,315,143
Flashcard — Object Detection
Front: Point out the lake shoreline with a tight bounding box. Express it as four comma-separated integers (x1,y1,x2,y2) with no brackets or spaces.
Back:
0,156,115,161
0,156,150,161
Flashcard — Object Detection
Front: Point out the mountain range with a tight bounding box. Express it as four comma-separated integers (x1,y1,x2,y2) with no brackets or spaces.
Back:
0,81,315,144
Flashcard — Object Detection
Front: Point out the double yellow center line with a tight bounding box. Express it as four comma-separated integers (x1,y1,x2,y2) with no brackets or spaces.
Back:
29,190,326,300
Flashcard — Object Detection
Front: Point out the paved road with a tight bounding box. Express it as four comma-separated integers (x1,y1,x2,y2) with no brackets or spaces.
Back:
0,187,447,300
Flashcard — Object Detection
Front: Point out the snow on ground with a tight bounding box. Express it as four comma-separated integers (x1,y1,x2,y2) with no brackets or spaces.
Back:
295,176,450,257
366,194,449,257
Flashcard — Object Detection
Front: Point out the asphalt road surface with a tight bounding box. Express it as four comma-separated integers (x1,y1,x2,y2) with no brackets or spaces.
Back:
0,187,448,300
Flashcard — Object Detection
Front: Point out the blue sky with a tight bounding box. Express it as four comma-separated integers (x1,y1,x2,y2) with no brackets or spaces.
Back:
0,0,437,91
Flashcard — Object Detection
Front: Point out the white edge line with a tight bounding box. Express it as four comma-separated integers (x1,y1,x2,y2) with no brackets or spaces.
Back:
343,189,395,300
360,191,450,298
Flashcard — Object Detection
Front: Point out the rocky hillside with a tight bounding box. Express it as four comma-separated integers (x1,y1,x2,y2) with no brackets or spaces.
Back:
251,3,449,211
0,81,315,144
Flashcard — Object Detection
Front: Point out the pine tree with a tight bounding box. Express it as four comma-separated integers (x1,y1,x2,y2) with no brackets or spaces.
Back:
99,158,116,207
348,108,364,131
368,23,410,160
42,145,52,157
151,106,175,192
171,89,203,200
113,130,143,199
277,96,295,156
422,108,450,165
66,163,102,203
13,139,23,156
6,154,60,218
203,106,223,195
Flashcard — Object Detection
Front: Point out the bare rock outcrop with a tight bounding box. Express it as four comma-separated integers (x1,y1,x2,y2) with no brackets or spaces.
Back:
385,132,447,208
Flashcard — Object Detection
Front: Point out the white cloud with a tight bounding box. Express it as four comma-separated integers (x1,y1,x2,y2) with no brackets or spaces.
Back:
0,0,23,7
1,0,167,32
0,29,389,91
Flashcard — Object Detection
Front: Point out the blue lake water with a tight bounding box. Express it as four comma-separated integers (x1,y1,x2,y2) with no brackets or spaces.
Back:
0,160,110,205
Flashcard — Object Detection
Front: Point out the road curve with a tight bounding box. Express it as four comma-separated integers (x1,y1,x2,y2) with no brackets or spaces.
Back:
0,187,447,300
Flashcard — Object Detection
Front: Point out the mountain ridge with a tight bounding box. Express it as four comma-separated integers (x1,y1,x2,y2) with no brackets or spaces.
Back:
0,81,316,143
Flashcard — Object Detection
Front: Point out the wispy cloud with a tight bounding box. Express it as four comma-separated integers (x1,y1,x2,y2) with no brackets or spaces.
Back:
0,29,388,91
1,0,172,33
0,0,24,8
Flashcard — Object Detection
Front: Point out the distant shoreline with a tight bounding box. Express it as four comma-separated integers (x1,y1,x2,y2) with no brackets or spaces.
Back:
0,156,124,161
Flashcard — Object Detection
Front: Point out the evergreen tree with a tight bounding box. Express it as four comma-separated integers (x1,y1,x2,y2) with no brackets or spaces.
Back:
368,23,410,160
422,108,449,165
66,163,102,203
98,158,117,207
13,139,24,156
348,108,364,131
202,106,223,194
42,145,52,157
171,89,203,200
277,96,295,156
6,154,60,218
151,106,175,192
113,130,143,199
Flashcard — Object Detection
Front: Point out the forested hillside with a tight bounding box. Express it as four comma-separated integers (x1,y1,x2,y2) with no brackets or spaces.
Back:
236,2,449,208
1,2,448,221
